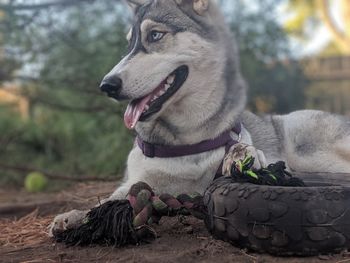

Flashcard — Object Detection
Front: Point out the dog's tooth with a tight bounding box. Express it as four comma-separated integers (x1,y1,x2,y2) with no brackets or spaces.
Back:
167,75,175,85
164,84,170,90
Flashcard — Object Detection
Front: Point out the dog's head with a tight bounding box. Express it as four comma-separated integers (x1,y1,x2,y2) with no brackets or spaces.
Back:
100,0,244,131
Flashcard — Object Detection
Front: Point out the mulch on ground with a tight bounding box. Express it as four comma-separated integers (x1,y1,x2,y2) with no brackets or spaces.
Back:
0,210,52,249
1,182,350,263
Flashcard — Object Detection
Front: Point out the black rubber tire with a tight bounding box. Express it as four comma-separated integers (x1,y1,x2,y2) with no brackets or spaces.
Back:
203,176,350,256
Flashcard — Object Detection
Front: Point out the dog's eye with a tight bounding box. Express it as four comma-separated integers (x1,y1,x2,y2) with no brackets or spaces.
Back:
148,31,165,43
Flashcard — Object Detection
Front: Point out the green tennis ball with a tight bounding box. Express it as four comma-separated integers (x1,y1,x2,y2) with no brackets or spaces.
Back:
24,172,48,193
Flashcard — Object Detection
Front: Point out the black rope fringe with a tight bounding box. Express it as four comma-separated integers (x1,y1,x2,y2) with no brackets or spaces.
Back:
54,200,138,247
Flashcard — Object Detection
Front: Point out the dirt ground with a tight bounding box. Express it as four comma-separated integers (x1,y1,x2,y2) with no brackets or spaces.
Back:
1,182,350,263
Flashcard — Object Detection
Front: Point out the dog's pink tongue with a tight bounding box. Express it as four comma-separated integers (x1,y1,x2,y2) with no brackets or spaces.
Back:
124,94,152,129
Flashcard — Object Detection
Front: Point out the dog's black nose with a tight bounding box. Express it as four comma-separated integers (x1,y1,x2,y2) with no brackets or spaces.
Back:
99,76,123,100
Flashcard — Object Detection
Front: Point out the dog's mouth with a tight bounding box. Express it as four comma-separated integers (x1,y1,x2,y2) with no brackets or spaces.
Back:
124,65,189,130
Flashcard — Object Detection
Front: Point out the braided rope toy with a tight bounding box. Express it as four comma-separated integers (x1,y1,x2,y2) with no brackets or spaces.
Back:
54,158,304,247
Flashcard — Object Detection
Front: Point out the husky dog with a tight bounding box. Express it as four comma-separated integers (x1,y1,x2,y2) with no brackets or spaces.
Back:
49,0,350,235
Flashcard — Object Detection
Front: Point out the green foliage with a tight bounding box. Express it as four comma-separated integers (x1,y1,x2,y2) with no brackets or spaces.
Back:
228,0,307,113
0,106,133,186
0,0,306,187
0,1,133,186
0,9,20,81
0,56,20,81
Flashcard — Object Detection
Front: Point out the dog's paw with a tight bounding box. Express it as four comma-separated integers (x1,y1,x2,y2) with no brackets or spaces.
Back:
222,143,267,176
48,209,87,237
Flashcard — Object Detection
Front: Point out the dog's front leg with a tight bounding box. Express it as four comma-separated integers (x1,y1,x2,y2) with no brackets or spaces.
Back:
222,143,267,176
103,182,132,201
49,181,132,237
48,209,88,237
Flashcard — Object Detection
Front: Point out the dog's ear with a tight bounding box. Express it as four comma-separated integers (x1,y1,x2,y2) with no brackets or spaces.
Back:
125,0,148,13
175,0,210,16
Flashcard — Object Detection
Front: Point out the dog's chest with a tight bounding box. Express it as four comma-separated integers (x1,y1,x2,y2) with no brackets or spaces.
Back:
126,147,226,194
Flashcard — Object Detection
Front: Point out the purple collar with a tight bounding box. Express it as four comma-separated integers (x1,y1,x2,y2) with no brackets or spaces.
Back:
136,123,241,158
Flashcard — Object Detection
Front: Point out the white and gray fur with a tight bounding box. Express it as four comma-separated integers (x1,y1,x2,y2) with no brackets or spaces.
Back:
50,0,350,235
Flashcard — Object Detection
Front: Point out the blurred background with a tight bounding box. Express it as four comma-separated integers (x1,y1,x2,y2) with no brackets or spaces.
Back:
0,0,349,189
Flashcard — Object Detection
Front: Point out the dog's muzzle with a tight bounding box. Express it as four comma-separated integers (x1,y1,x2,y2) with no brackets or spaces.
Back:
99,76,123,100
